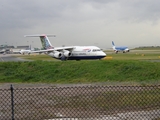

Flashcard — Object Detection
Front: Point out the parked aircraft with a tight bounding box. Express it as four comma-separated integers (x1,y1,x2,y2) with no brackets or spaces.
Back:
112,41,129,54
0,48,10,54
11,49,30,55
12,45,32,55
20,49,32,55
24,34,106,60
0,49,6,54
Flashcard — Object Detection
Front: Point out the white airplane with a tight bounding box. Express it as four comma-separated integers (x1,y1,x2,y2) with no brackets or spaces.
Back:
0,48,10,54
0,49,6,54
112,41,129,54
24,34,106,60
19,49,32,55
12,47,32,55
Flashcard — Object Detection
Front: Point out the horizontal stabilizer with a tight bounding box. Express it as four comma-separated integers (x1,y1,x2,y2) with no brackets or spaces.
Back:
24,34,56,37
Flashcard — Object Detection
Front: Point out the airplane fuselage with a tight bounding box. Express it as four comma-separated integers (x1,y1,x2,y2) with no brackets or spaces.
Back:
114,46,128,51
48,46,106,60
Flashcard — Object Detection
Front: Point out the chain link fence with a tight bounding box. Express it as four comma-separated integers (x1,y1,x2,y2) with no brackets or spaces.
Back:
0,85,160,120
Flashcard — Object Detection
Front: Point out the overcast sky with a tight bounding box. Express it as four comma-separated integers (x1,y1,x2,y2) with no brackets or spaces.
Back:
1,0,160,49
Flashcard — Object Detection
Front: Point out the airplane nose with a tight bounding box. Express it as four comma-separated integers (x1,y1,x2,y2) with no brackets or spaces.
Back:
102,52,106,56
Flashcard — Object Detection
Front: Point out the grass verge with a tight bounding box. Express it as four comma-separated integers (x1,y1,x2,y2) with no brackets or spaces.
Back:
0,60,160,84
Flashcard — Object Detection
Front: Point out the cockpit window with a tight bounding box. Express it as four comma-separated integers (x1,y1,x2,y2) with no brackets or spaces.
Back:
92,49,101,52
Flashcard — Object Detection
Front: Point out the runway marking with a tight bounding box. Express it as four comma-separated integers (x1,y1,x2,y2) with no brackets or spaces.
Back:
0,57,4,61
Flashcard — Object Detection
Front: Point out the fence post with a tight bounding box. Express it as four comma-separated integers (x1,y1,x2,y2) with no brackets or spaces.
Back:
10,84,15,120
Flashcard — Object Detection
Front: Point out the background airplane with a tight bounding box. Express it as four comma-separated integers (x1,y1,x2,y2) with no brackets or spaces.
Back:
112,41,129,54
0,48,10,55
12,45,32,55
0,49,6,54
19,49,32,55
24,34,106,60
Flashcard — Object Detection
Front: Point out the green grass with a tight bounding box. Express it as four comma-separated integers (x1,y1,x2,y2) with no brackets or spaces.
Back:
1,50,160,84
0,60,160,84
105,53,160,60
134,47,160,50
104,49,160,60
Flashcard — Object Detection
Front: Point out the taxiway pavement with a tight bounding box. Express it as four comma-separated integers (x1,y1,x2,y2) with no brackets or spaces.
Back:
0,54,31,62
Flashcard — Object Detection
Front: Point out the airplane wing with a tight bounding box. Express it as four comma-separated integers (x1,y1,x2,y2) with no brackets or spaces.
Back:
30,47,74,53
30,49,54,53
54,46,74,51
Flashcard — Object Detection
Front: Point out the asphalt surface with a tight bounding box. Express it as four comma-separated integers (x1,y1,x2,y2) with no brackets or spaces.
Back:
46,109,160,120
0,54,31,62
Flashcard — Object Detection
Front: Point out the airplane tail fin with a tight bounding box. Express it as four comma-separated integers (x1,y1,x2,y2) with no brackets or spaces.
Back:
112,41,115,46
24,34,55,49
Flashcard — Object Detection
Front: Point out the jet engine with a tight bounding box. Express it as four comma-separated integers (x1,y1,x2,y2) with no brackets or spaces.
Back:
114,50,118,54
19,51,24,55
63,50,71,57
124,49,130,53
53,51,62,58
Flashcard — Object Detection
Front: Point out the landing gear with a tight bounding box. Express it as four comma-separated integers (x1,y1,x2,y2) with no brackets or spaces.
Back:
61,56,67,61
